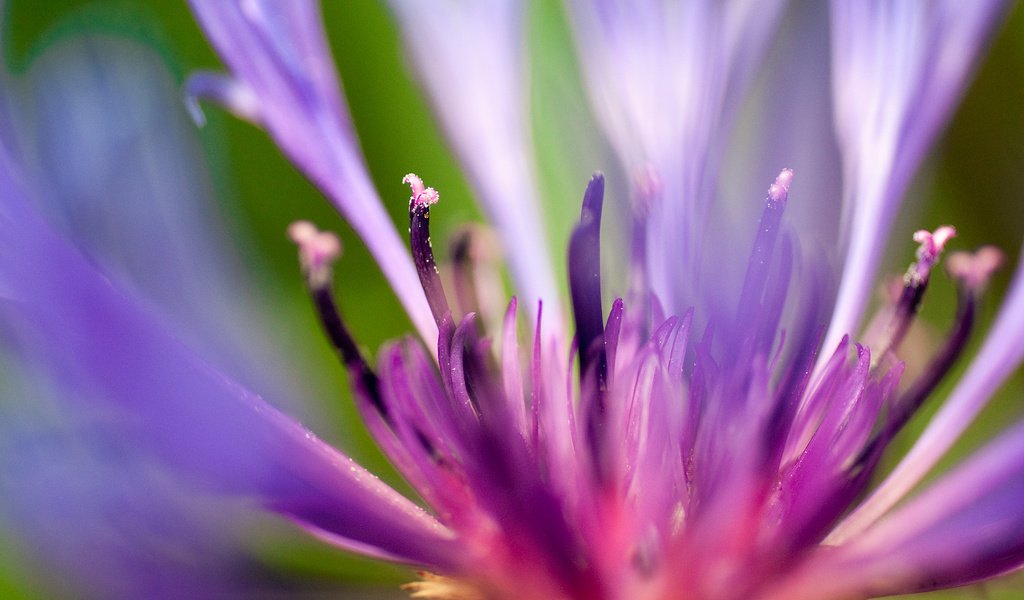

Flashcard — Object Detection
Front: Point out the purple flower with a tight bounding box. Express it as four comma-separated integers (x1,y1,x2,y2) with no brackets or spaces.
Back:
2,0,1023,599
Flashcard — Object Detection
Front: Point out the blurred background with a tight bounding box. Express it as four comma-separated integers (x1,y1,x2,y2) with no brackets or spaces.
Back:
0,0,1022,598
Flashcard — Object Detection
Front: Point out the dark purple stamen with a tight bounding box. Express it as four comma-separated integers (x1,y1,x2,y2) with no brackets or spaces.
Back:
310,272,390,422
858,248,1001,462
875,226,957,357
885,288,975,434
405,174,451,326
569,173,610,481
288,221,389,421
568,172,608,390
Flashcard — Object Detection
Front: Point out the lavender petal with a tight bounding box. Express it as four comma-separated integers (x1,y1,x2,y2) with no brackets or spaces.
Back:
0,151,456,567
187,0,437,346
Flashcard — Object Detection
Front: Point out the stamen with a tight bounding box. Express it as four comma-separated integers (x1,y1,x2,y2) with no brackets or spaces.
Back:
289,221,388,420
631,163,662,220
906,225,956,287
288,220,342,290
629,165,659,310
568,173,609,483
405,174,451,326
735,168,792,328
885,246,1005,436
568,172,608,389
402,572,485,600
449,227,478,318
945,246,1004,292
874,226,957,359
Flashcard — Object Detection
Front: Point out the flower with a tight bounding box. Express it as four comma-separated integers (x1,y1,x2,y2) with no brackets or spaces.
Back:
2,1,1023,599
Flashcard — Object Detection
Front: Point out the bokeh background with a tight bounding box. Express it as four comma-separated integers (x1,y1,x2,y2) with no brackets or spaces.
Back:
0,0,1022,598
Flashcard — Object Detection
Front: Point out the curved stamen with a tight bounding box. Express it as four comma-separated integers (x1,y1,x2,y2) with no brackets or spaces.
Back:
873,225,957,360
848,246,1005,490
289,221,389,421
405,174,451,326
885,246,1005,438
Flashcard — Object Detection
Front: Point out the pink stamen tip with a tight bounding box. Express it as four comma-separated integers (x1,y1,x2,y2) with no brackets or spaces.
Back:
288,220,342,288
913,225,957,261
402,173,425,196
946,246,1005,291
768,168,794,202
404,173,439,207
287,220,318,245
906,225,956,286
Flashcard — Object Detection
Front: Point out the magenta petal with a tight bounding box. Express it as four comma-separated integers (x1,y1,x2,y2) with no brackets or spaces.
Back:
832,243,1024,542
0,151,456,568
805,419,1024,597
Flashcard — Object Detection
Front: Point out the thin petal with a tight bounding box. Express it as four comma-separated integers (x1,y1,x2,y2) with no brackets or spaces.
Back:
187,0,437,347
717,0,842,316
801,419,1024,597
389,0,562,322
0,384,252,599
822,0,1011,353
10,34,294,398
184,71,260,125
0,150,456,567
565,0,788,314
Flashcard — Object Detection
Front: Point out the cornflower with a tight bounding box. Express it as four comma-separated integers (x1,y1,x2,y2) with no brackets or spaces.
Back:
1,1,1023,599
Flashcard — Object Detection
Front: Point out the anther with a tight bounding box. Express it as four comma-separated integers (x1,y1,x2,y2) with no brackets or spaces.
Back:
404,173,440,208
288,220,342,290
945,246,1004,292
768,168,794,203
906,225,956,287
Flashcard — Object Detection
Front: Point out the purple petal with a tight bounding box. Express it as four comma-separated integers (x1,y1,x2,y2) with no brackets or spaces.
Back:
822,0,1011,353
0,393,253,599
814,418,1024,596
0,149,456,567
187,0,437,347
565,0,788,315
388,0,562,322
716,0,842,316
9,34,297,401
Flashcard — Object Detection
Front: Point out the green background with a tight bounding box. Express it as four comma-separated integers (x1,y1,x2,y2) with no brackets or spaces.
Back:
2,1,1023,598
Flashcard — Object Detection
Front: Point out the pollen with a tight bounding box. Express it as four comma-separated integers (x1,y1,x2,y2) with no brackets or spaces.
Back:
404,172,440,207
402,572,486,600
